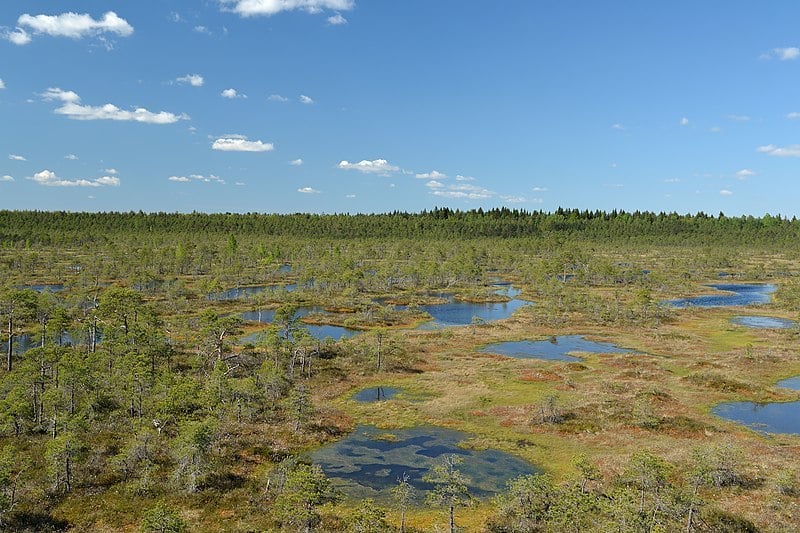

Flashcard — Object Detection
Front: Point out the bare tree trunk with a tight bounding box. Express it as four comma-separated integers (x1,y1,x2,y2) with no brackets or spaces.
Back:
6,317,13,372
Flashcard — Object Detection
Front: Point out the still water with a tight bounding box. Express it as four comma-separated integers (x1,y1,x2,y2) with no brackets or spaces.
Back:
481,335,633,362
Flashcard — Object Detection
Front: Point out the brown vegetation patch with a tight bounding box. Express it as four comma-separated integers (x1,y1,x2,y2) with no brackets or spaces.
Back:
684,371,752,393
519,369,562,382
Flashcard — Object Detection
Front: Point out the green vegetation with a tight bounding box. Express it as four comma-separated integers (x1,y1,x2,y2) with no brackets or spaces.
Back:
0,209,798,531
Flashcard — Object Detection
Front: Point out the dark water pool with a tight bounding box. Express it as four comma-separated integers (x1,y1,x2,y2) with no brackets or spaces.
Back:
712,401,800,435
481,335,633,362
352,387,402,403
664,284,775,308
311,425,539,500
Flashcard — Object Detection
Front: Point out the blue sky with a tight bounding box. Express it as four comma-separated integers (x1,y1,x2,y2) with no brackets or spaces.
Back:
2,1,800,216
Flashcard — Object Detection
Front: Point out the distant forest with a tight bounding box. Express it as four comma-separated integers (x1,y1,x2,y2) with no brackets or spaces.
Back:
1,208,798,246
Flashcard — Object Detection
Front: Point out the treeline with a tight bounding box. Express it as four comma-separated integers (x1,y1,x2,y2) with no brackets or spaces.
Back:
1,208,799,246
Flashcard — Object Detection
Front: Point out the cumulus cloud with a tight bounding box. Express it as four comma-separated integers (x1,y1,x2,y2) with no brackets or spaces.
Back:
8,154,26,161
105,168,118,175
4,11,133,45
328,13,347,25
3,28,31,45
337,159,399,175
425,180,445,189
168,174,225,184
27,169,120,187
221,88,246,99
298,186,321,194
177,74,204,87
345,194,356,198
455,175,475,182
415,170,447,180
42,87,188,124
532,186,548,192
0,79,5,89
194,25,211,34
64,154,79,160
299,94,314,104
212,136,274,152
720,189,733,196
735,169,755,179
289,158,304,166
1,175,14,182
221,0,355,17
757,144,800,157
268,94,288,102
680,117,689,126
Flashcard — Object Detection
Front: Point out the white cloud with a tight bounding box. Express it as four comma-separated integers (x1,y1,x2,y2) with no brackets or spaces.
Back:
502,196,527,204
64,154,79,160
212,136,273,152
221,88,246,99
268,94,288,102
0,79,5,89
425,180,445,189
338,159,399,175
94,176,120,186
720,189,733,196
709,126,721,133
757,144,800,157
415,170,447,180
680,117,689,126
772,47,800,60
194,25,211,34
299,94,314,104
664,178,680,183
105,168,118,175
8,154,26,161
3,28,31,45
168,174,226,184
289,158,304,166
455,175,475,182
787,112,800,120
328,13,347,25
298,187,321,194
235,182,245,186
345,194,356,198
42,87,188,124
27,169,120,187
221,0,355,17
735,169,755,179
611,123,625,130
0,175,14,182
431,183,494,200
177,74,204,87
532,186,548,192
6,11,133,45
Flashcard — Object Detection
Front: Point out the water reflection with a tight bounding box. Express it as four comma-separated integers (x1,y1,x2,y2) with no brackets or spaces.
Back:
311,425,539,500
481,335,633,361
712,401,800,435
664,284,775,308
